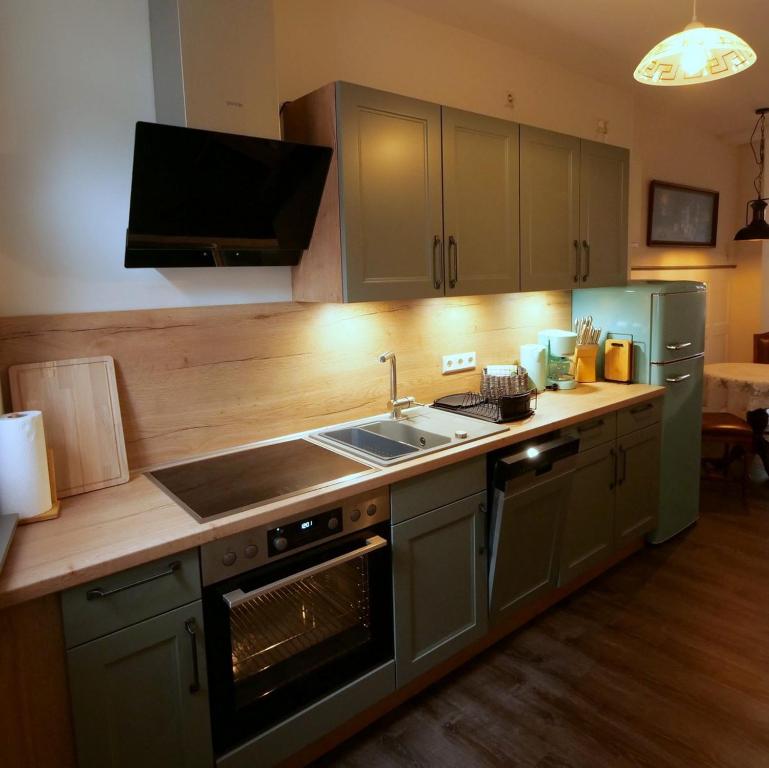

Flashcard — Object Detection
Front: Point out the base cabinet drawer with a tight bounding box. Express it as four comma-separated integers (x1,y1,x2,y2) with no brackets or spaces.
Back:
558,443,616,586
392,492,487,687
617,398,662,436
67,600,213,768
61,548,201,648
391,456,485,524
575,412,616,452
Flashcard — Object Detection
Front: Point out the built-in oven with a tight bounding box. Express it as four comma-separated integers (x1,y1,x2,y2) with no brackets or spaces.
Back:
200,489,392,755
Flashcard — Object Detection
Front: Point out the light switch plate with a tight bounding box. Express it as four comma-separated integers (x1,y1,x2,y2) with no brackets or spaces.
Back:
442,351,476,374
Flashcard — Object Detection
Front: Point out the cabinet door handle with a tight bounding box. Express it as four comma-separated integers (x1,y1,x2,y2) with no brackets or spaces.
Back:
630,402,654,414
432,235,443,290
185,618,201,694
618,445,627,485
665,373,691,384
573,240,581,283
448,235,458,289
609,447,617,490
86,560,181,600
478,502,486,555
581,240,590,281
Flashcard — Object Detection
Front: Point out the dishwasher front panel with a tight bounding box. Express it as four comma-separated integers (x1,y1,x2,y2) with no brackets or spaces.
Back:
488,462,576,623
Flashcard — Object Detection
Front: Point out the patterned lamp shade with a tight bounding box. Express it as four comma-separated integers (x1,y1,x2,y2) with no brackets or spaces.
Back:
634,21,756,86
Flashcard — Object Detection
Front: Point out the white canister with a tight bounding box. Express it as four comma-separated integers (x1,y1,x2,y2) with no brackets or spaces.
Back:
520,344,547,393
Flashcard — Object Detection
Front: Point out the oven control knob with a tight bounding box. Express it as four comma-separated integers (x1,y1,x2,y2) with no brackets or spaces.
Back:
350,508,361,522
272,535,288,552
455,430,468,440
222,550,237,567
244,544,258,559
327,516,340,531
366,503,377,517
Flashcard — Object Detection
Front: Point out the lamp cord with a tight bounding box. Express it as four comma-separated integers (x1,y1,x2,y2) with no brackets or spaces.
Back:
751,112,766,199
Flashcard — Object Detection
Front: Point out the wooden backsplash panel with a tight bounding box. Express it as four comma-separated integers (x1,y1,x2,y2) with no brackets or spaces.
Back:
0,292,570,470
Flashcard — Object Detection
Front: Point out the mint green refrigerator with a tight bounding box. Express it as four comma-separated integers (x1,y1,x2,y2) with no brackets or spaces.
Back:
573,281,706,543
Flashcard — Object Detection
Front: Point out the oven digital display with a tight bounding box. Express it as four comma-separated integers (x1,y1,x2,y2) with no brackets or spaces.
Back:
267,508,343,556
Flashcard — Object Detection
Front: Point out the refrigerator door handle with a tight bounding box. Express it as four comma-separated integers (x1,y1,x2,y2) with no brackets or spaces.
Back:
665,341,692,351
665,373,692,384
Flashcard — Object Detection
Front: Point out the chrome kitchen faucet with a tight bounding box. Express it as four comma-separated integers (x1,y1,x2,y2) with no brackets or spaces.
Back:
378,351,416,420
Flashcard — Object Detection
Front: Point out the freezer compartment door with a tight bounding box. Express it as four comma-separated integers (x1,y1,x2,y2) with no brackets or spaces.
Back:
649,355,704,543
651,290,706,363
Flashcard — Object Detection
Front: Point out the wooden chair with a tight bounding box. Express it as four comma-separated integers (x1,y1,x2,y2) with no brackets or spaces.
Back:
701,412,754,498
753,332,769,363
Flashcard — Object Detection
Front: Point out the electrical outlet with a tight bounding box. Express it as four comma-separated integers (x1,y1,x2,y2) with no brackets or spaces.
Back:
442,351,476,374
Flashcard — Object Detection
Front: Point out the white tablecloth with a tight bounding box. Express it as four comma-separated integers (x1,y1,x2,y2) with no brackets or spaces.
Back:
703,363,769,418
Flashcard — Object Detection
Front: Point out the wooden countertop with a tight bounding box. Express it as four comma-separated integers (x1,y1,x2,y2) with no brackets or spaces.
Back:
0,382,663,609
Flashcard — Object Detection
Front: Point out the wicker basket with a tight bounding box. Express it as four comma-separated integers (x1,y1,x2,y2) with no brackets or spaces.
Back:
480,366,531,403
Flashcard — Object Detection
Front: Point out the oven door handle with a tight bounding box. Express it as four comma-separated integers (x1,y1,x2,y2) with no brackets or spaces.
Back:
221,535,389,609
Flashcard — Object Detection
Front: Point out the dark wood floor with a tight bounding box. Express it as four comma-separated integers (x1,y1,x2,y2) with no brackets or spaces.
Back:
317,480,769,767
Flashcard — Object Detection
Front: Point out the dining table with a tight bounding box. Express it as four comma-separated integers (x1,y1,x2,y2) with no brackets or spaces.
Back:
703,362,769,418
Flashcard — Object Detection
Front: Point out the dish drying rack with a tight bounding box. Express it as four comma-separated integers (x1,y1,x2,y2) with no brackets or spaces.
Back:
432,366,537,424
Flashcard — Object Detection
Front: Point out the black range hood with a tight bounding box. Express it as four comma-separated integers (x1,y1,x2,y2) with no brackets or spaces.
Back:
125,122,332,268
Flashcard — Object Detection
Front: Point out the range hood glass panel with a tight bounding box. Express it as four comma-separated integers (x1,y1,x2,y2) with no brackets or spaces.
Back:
125,122,331,267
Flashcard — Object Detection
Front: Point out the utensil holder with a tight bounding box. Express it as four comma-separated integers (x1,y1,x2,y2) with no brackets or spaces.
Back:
574,344,598,383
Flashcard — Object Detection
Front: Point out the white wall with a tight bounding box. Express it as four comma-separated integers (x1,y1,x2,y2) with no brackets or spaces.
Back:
274,0,635,146
0,0,290,317
627,94,742,363
0,0,745,317
628,94,740,266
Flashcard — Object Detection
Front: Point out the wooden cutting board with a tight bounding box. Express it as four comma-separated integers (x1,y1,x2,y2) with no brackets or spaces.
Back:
9,356,129,498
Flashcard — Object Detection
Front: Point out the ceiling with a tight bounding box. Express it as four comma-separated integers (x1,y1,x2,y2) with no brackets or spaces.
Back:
387,0,769,144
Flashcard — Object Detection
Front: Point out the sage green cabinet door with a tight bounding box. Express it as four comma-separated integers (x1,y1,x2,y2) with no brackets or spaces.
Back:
520,125,580,291
615,424,661,546
442,108,519,296
579,140,629,287
67,601,213,768
338,83,444,301
392,491,487,687
558,443,616,586
489,469,573,621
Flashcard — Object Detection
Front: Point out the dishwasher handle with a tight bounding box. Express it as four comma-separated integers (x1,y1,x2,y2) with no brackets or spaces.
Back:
493,432,579,488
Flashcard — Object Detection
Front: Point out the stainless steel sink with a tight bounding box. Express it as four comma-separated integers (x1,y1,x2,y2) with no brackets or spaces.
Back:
360,420,450,450
308,405,508,466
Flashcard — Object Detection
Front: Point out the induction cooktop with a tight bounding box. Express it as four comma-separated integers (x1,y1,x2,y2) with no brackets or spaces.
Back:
148,438,376,521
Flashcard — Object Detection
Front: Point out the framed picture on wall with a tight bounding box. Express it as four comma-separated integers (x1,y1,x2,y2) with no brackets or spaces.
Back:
647,180,719,247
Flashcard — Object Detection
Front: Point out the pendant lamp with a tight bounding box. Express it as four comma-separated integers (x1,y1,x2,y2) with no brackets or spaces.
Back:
634,0,756,86
735,108,769,242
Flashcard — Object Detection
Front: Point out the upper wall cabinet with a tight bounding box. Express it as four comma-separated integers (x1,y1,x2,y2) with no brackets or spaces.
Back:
442,108,520,296
282,83,520,302
520,126,629,292
337,85,443,301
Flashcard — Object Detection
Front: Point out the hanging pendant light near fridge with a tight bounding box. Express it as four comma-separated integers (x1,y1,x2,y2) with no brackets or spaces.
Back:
735,108,769,242
634,0,756,86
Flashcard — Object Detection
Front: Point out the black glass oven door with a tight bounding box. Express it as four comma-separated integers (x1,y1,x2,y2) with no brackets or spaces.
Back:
204,524,393,754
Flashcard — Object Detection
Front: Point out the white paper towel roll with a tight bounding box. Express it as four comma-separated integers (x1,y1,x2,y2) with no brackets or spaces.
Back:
0,411,52,519
520,344,547,393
